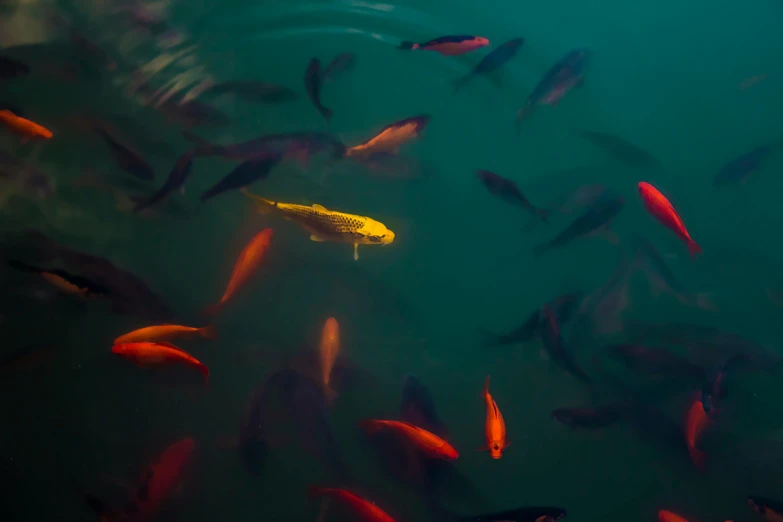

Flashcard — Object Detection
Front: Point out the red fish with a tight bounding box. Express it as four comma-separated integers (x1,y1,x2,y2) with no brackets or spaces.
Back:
87,437,196,521
112,342,209,382
308,487,396,522
0,110,52,139
399,35,489,56
205,228,273,315
659,510,690,522
359,419,458,460
638,182,701,257
482,375,509,459
684,396,711,471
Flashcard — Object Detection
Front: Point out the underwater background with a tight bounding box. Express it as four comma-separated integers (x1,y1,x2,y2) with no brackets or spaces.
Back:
1,0,783,521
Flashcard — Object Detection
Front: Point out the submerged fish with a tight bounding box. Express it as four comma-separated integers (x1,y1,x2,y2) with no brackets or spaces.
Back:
533,193,624,257
94,128,154,181
638,182,701,258
455,506,567,522
243,190,394,260
204,80,298,103
188,130,345,162
516,47,591,128
318,317,341,404
112,341,209,381
452,37,525,92
482,376,508,459
632,236,713,309
133,151,193,212
683,395,711,471
575,129,660,167
399,35,489,56
308,487,396,522
482,292,582,348
748,496,783,522
8,259,109,297
476,169,549,227
322,52,357,82
701,354,746,419
114,324,216,344
304,58,332,122
205,228,273,315
658,510,690,522
713,143,782,187
359,419,459,460
345,115,430,159
540,304,591,383
400,374,448,438
0,110,52,140
200,152,282,202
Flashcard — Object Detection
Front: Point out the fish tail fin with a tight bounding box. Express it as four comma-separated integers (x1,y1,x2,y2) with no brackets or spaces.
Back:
323,107,334,122
398,41,416,50
515,104,532,133
307,486,330,498
688,240,702,258
688,447,707,472
7,259,39,273
203,300,224,317
483,375,490,398
200,324,218,340
199,364,210,382
240,188,274,214
450,75,470,93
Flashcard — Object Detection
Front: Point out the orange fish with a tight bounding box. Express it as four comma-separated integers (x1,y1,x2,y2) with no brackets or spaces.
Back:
318,317,341,404
482,375,508,459
638,182,701,257
205,228,273,315
684,396,711,471
112,342,209,382
659,510,690,522
114,324,217,344
308,487,396,522
359,419,459,460
0,110,52,139
87,437,196,522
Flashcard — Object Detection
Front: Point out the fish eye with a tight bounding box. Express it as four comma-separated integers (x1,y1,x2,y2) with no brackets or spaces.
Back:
493,444,499,450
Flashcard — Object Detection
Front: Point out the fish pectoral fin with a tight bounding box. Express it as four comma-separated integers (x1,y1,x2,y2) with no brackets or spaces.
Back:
312,204,327,211
310,234,326,242
353,243,359,261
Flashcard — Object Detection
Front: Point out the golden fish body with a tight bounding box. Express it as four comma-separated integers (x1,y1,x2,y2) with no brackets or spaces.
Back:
243,191,394,260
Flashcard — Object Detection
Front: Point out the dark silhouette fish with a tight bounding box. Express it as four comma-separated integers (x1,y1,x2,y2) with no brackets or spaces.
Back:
452,37,525,92
632,236,714,309
200,152,283,202
713,143,782,186
454,506,567,522
605,344,703,379
575,129,660,167
533,193,624,257
322,52,357,82
94,128,154,180
134,151,193,212
701,354,748,419
8,259,110,297
304,58,332,122
482,292,582,348
0,55,29,79
540,304,591,383
515,47,591,130
204,80,298,103
476,169,549,227
552,403,628,430
400,374,448,438
187,130,345,162
238,381,271,477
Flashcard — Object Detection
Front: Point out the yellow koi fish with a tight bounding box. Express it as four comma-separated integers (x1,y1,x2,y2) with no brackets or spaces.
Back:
242,190,394,260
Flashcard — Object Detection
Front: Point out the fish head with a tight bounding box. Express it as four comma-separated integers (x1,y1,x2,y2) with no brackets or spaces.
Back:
489,442,504,459
475,36,490,47
111,343,130,355
361,220,395,245
441,445,459,460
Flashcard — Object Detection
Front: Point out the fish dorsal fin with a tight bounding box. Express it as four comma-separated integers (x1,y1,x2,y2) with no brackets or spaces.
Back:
312,204,327,211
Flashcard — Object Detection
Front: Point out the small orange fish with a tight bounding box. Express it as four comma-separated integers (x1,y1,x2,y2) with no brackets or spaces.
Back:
359,419,459,460
482,375,509,459
318,317,340,404
114,324,217,344
638,182,701,257
308,487,396,522
112,342,209,382
205,228,273,315
684,395,711,471
659,510,690,522
0,110,52,139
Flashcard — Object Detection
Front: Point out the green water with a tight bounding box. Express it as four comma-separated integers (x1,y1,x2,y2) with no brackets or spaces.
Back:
1,0,783,521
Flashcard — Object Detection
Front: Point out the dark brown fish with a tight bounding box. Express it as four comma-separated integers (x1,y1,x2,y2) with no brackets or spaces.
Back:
134,151,194,211
200,152,283,202
304,58,332,122
322,52,356,82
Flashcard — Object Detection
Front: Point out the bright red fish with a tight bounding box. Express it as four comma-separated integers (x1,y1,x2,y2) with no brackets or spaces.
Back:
659,510,690,522
482,375,509,459
359,419,459,460
638,182,701,257
308,487,396,522
112,342,209,382
205,228,273,315
0,109,52,139
684,396,711,471
399,35,489,56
